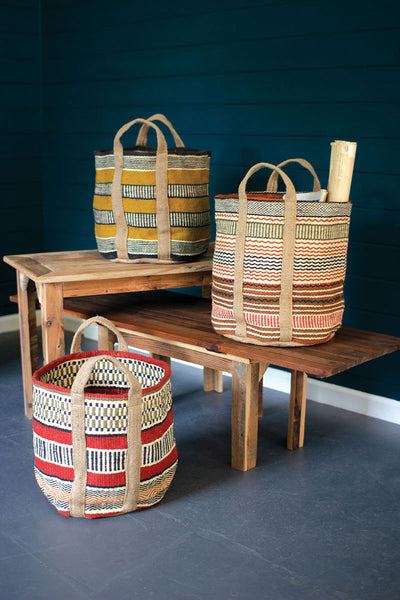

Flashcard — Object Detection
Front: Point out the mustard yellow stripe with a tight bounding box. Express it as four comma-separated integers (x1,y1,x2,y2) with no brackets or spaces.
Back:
96,222,211,242
170,225,211,241
93,195,112,210
127,226,157,240
126,225,211,242
167,169,209,185
96,168,209,185
123,198,157,214
93,196,210,214
124,170,154,185
95,223,116,238
96,169,114,184
168,197,210,213
94,196,158,214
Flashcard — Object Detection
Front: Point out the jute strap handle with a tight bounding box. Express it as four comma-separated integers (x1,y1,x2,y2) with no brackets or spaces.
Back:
70,354,142,518
112,118,170,261
135,114,185,148
266,158,321,193
234,163,297,343
70,316,129,354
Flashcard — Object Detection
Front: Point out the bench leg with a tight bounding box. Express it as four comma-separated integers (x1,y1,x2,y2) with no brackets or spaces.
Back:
231,361,259,471
202,284,223,393
98,326,116,351
287,371,307,450
203,367,223,392
150,353,171,366
17,273,39,419
258,363,268,417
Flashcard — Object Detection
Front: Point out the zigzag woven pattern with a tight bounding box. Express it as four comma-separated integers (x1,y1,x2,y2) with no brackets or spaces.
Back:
93,147,211,260
212,193,352,346
32,350,177,518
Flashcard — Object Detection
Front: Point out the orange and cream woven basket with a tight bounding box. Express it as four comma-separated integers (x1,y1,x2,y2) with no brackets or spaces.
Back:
211,160,352,346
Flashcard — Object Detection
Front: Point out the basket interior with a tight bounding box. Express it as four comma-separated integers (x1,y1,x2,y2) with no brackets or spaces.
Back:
37,355,167,395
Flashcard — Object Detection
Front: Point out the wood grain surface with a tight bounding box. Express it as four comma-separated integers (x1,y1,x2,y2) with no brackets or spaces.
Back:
61,291,400,379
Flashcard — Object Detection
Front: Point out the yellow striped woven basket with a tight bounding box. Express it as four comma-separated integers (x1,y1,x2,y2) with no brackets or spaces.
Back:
94,114,211,263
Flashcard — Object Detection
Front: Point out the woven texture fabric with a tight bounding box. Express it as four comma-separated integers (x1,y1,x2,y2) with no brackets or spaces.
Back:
212,192,352,346
32,351,177,518
94,147,211,261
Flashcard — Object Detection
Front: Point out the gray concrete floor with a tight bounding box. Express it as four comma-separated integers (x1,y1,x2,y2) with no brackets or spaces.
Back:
0,329,399,600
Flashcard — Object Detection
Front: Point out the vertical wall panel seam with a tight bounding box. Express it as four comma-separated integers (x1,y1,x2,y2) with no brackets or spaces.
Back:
39,0,44,250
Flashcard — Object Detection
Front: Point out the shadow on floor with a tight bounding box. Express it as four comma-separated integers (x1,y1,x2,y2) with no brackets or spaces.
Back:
1,329,400,600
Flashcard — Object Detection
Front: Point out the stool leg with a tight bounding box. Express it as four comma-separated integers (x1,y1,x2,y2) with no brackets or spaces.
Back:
203,367,223,392
231,361,259,471
17,273,39,419
40,282,64,364
287,371,307,450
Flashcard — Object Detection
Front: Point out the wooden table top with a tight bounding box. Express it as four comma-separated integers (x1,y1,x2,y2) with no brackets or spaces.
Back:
63,290,400,379
3,246,214,284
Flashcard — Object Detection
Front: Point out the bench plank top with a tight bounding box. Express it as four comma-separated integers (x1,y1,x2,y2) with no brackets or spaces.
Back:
3,247,214,285
63,290,400,379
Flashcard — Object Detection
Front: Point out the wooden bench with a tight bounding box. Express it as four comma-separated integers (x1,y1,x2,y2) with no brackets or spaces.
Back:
10,290,400,471
64,291,400,470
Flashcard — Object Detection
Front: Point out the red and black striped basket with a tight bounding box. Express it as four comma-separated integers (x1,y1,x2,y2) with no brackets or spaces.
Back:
32,317,177,518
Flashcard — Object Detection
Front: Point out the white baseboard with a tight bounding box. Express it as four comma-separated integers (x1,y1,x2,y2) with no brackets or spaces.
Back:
0,311,82,335
0,312,24,333
262,367,400,425
0,312,93,337
2,312,399,426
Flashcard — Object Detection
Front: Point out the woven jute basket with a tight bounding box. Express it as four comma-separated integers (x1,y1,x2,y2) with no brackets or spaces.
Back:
32,317,177,518
93,113,211,263
211,160,352,346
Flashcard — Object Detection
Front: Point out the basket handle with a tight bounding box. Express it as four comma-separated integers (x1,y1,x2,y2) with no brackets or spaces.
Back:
70,354,143,518
135,113,185,148
266,158,321,193
112,118,170,262
70,316,129,354
234,163,297,343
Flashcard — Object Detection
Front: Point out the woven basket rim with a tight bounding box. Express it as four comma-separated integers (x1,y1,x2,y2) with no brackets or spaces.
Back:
215,192,283,200
32,350,171,398
95,146,211,157
215,192,351,204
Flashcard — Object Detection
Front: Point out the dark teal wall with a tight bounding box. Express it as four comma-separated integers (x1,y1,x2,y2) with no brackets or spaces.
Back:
0,0,43,315
4,0,400,400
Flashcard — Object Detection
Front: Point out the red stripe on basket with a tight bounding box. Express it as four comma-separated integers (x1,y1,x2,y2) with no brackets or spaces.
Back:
85,435,127,450
34,411,174,450
141,409,174,444
33,419,72,445
35,457,127,486
35,457,74,481
140,446,178,480
33,420,128,451
87,471,126,487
